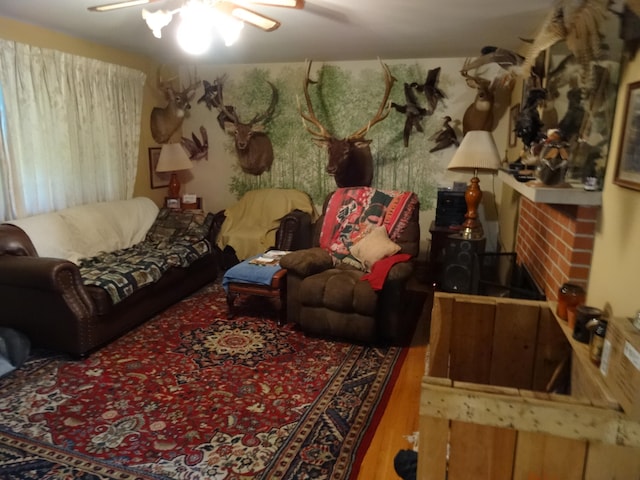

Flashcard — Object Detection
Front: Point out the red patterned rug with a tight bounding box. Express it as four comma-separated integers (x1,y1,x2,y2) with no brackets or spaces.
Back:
0,282,416,479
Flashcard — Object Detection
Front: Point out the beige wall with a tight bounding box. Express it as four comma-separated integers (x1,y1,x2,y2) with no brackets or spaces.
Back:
5,16,638,319
0,16,165,206
587,55,640,319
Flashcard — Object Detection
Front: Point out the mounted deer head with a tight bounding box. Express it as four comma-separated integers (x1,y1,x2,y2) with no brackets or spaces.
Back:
150,68,199,144
460,60,496,134
299,59,396,188
209,76,278,176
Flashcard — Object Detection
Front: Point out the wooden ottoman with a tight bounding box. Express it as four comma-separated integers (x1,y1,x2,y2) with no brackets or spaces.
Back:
223,260,287,325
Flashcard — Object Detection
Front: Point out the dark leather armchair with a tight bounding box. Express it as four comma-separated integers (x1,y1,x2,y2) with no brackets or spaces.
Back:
280,188,420,345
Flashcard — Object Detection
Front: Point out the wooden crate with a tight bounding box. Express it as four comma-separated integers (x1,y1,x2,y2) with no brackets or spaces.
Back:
419,292,640,480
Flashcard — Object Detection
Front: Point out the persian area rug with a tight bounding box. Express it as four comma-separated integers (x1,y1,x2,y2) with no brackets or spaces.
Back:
0,282,417,480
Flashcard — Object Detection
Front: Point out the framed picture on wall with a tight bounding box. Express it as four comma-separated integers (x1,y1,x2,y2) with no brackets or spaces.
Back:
149,147,170,189
614,80,640,191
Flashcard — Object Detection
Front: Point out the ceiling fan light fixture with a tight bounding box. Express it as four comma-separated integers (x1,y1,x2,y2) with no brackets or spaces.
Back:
229,7,280,31
177,2,216,55
212,11,245,46
89,0,151,12
142,8,175,39
234,0,303,8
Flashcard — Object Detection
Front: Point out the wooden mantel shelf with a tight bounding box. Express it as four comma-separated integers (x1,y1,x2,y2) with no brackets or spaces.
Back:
498,170,603,206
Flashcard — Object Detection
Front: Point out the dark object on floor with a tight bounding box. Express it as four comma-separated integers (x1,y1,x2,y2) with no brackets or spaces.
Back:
0,327,30,377
394,449,417,480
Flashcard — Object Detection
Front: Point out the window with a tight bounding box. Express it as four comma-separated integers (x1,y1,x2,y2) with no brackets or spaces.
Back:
0,40,146,221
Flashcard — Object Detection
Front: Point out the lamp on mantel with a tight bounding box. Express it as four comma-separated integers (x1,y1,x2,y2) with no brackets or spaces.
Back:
155,143,193,199
447,130,502,239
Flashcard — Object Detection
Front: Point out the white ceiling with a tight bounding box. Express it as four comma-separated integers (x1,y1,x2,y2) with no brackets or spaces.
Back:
0,0,556,65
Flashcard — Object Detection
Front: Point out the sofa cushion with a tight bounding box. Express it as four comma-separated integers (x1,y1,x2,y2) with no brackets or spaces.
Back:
79,238,211,305
299,268,378,316
6,197,159,264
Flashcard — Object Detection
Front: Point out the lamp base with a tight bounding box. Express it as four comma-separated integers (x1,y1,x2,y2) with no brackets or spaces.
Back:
167,173,181,199
460,176,484,239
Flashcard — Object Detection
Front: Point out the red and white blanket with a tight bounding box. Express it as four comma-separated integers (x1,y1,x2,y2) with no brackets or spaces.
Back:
319,187,418,267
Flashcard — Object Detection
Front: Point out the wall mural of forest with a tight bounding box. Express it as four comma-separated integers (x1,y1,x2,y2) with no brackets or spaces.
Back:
180,58,508,213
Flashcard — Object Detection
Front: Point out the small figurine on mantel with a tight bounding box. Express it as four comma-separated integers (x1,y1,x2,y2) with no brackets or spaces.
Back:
534,129,570,186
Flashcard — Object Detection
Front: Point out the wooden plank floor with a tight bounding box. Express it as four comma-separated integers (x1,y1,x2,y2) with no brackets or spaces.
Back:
356,282,432,479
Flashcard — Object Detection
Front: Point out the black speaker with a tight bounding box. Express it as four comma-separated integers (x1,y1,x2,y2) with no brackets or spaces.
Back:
441,236,486,294
435,190,467,227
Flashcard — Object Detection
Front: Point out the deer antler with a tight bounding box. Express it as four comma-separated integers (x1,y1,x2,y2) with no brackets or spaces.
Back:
460,59,492,89
180,67,200,98
348,59,397,140
249,81,278,126
299,59,332,140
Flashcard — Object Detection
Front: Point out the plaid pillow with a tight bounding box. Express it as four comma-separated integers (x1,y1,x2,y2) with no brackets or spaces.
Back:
145,208,214,245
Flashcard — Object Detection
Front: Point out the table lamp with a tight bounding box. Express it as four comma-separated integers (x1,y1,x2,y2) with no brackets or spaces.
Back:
447,130,502,239
155,143,193,199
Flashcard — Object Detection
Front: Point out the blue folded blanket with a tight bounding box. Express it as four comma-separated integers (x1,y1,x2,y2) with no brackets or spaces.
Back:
222,255,282,293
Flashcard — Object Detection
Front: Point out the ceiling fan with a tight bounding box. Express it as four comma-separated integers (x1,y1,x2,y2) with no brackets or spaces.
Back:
87,0,304,33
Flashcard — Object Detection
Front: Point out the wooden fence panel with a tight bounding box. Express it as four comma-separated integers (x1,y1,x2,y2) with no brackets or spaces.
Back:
448,421,516,480
418,415,449,480
533,306,571,391
584,443,640,480
427,294,454,378
450,297,496,383
512,431,586,480
490,301,540,389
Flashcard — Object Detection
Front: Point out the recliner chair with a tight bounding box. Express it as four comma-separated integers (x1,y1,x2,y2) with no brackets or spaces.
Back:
280,187,420,345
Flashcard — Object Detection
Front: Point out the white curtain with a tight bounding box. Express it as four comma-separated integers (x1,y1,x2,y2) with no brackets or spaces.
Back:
0,39,146,221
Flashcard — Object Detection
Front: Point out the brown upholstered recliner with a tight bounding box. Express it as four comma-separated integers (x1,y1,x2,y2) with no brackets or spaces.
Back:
280,188,420,345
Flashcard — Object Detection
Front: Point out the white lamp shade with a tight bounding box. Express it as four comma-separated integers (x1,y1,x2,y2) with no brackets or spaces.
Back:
156,143,193,172
447,130,502,173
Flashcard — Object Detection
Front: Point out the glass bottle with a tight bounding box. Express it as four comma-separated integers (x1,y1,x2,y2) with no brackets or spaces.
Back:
556,283,586,322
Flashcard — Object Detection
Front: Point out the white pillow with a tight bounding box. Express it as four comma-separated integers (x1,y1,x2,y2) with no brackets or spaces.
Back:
350,225,401,271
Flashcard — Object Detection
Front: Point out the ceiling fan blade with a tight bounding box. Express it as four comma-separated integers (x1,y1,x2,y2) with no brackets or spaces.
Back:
238,0,304,9
218,3,281,31
87,0,161,12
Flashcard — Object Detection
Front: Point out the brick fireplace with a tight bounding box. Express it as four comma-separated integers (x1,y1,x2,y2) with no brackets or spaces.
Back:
515,198,599,302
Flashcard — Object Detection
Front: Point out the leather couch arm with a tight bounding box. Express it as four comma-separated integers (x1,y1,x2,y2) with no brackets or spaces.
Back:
275,210,313,251
0,224,38,256
280,247,333,277
0,255,95,317
385,260,414,282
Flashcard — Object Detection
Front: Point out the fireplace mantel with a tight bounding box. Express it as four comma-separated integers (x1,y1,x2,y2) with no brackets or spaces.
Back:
498,170,602,206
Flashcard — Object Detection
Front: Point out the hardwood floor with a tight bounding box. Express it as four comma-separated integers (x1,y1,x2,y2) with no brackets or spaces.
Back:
356,279,432,480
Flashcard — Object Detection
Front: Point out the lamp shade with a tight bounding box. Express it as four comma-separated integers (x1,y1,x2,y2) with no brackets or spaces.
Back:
155,143,193,173
447,130,502,173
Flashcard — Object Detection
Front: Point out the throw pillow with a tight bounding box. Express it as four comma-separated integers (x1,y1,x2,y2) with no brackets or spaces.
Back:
145,209,214,245
350,225,401,272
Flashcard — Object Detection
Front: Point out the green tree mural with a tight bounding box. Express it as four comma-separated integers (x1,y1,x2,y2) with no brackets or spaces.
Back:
220,61,461,210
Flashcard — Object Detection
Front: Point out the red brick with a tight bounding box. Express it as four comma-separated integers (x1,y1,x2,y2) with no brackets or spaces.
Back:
576,206,600,221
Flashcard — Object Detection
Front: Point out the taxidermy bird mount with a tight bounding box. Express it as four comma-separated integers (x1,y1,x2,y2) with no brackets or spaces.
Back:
519,0,611,87
515,88,547,149
461,46,525,87
429,116,459,153
391,83,429,147
181,126,209,161
411,67,446,113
